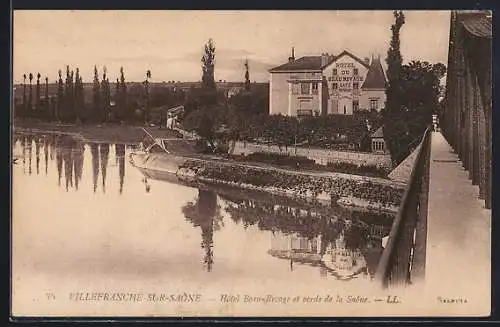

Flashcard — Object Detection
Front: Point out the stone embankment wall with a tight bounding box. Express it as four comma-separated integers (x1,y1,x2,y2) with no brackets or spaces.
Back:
177,157,406,212
233,141,393,169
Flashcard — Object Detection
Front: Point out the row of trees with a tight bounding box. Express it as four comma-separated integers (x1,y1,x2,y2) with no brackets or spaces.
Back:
15,66,156,124
225,111,381,152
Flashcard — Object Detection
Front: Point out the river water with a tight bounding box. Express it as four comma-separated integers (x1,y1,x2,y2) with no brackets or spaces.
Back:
12,132,395,316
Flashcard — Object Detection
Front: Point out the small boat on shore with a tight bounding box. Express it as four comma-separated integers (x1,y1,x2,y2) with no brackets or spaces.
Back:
129,128,189,174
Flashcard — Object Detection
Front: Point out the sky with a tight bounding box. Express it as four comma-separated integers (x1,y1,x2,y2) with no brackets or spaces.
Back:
13,10,451,84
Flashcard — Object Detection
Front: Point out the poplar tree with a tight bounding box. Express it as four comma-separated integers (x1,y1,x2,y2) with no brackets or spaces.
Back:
92,65,101,122
244,59,250,91
201,39,216,90
56,70,64,121
383,10,406,165
22,74,27,117
101,66,111,122
115,78,120,121
44,76,49,120
28,73,33,114
118,67,127,121
35,73,41,115
74,68,85,122
144,70,151,124
63,66,75,121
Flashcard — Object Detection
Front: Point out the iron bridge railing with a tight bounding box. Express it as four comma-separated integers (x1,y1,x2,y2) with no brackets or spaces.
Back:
374,126,432,289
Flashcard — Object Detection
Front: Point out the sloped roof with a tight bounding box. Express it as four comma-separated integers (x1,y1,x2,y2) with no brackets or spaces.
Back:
459,11,492,39
371,126,384,138
362,57,387,89
269,50,371,72
332,50,370,69
269,56,325,72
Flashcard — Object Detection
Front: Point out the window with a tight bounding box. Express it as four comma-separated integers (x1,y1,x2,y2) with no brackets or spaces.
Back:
301,83,310,95
373,140,385,152
353,68,359,76
370,99,379,110
312,83,318,95
333,69,338,75
353,100,359,111
291,83,299,95
332,83,338,90
353,82,359,89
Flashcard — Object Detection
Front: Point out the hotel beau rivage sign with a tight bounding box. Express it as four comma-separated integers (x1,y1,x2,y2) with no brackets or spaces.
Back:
331,62,365,93
269,49,387,117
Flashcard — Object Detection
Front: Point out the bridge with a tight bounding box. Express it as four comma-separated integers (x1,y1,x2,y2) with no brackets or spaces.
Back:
373,10,491,303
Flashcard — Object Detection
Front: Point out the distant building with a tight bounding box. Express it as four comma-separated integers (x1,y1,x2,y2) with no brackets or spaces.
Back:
269,48,387,117
370,126,386,153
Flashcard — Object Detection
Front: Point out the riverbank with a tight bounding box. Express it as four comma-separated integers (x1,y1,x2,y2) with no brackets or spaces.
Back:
15,121,406,212
13,120,181,144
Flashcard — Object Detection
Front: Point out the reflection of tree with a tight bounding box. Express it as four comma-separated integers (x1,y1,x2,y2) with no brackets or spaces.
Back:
49,135,56,161
90,143,99,193
63,148,73,191
62,139,74,191
223,195,386,252
221,193,391,280
56,139,63,186
35,136,41,175
182,189,224,272
224,198,340,241
73,143,85,190
27,135,33,175
49,135,85,192
43,137,49,175
99,144,110,193
21,136,27,173
115,144,126,194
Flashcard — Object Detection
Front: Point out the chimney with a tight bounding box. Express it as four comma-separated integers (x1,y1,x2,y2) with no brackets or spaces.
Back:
321,52,329,67
364,57,370,65
288,47,295,63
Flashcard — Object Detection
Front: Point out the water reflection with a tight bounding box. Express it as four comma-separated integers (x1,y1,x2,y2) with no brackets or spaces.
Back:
14,132,393,282
182,190,224,272
27,135,33,175
15,133,127,195
43,137,49,175
100,144,110,194
116,144,125,194
35,137,41,175
90,143,99,193
220,194,387,280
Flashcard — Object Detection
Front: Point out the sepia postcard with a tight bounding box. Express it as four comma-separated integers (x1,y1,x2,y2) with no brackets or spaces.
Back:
11,9,492,318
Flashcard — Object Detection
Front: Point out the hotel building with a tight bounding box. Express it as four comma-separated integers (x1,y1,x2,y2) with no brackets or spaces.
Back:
269,49,387,116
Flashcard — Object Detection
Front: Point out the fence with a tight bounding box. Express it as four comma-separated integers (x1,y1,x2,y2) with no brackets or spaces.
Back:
374,127,432,288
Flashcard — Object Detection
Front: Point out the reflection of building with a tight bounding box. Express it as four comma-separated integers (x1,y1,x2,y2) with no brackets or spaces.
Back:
322,233,367,279
269,49,387,117
268,231,378,280
270,232,322,256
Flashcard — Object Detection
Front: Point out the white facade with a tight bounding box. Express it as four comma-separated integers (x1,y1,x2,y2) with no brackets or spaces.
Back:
269,51,387,116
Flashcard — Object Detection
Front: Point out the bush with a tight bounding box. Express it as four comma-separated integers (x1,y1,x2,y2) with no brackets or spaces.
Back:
325,162,388,178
